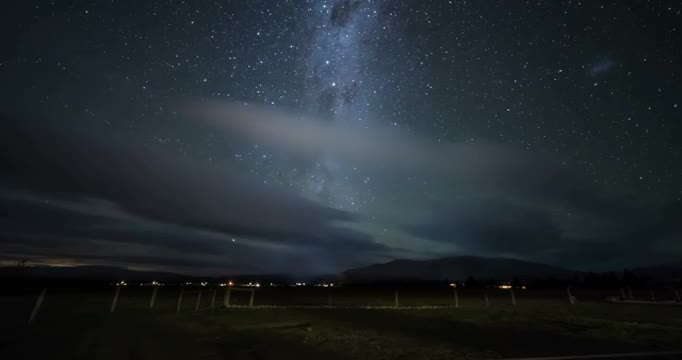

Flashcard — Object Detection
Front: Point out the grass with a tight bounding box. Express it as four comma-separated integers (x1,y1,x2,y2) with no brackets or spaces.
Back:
1,287,681,359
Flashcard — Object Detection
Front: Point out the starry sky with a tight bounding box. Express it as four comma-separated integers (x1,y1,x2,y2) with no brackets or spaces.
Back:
1,0,681,275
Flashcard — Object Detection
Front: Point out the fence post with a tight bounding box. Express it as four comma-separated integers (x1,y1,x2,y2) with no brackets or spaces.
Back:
149,286,158,308
649,289,656,302
110,286,121,313
510,288,517,306
484,293,490,307
249,289,255,307
567,287,575,305
195,290,202,311
627,287,634,300
211,288,217,308
394,290,399,307
224,287,231,307
620,288,627,300
28,288,47,325
454,288,459,308
176,286,184,316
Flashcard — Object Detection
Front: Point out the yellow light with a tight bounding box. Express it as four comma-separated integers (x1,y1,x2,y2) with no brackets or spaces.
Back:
449,283,457,288
228,281,234,286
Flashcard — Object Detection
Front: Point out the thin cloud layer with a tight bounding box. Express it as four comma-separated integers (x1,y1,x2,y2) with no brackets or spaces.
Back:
0,114,387,273
191,102,681,270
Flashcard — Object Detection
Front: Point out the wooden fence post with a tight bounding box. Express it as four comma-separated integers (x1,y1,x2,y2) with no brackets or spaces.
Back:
249,289,255,307
224,287,231,307
28,288,47,325
567,287,575,305
484,293,490,307
620,288,627,300
176,286,184,315
110,286,121,313
149,286,158,308
211,288,217,308
195,290,202,311
394,290,399,307
510,288,517,306
627,287,634,300
454,288,459,308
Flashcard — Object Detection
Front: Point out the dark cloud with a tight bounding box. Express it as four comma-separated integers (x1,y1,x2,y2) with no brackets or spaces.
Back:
185,101,682,271
0,191,386,274
406,200,563,255
3,100,676,274
0,114,386,273
404,196,682,270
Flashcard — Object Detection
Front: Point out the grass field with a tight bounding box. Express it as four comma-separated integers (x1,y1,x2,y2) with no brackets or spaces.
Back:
1,287,681,359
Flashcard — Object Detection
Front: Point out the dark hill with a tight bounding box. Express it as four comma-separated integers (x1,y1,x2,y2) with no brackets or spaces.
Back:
343,256,576,282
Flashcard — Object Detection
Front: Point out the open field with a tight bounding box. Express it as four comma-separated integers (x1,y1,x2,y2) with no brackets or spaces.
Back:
1,287,682,359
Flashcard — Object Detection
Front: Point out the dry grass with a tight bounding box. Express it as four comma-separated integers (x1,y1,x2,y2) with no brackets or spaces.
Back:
1,289,681,359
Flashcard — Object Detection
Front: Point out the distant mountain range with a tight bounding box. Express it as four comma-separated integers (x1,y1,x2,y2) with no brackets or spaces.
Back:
622,262,682,279
0,265,331,284
0,265,194,282
342,256,577,282
2,257,681,283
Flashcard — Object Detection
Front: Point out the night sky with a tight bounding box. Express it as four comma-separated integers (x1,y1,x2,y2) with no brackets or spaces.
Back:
1,1,681,275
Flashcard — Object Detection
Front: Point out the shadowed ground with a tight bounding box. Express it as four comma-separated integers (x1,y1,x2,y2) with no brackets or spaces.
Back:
1,288,681,359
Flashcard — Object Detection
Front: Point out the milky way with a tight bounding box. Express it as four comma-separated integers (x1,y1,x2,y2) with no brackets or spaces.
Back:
298,1,383,211
1,0,682,274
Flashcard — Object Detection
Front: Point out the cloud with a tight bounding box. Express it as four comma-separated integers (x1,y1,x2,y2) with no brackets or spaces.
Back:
0,189,387,274
405,200,563,255
190,102,632,215
191,102,533,179
3,101,679,273
185,101,682,270
0,114,386,273
403,196,682,270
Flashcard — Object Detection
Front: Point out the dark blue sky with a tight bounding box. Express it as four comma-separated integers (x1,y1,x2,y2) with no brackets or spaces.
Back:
1,1,681,275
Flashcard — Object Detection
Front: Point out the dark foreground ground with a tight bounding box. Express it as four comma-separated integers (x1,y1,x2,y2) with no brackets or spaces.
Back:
1,287,681,359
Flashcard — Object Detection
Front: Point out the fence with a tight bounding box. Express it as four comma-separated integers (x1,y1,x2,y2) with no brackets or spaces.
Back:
2,285,681,329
